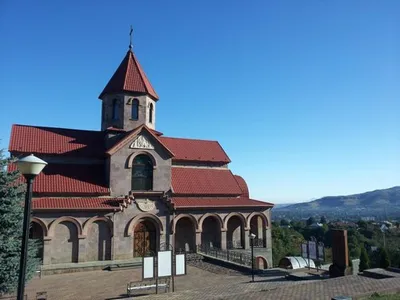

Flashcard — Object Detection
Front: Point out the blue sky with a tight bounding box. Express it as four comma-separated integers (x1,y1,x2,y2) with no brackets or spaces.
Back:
0,1,399,203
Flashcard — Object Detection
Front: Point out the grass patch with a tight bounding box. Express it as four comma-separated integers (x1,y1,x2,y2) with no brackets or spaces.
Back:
361,292,400,299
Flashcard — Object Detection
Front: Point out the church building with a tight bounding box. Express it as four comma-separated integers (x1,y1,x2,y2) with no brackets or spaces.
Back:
8,40,274,268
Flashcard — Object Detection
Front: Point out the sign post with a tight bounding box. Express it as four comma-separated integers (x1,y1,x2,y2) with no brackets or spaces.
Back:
301,236,325,270
142,246,187,294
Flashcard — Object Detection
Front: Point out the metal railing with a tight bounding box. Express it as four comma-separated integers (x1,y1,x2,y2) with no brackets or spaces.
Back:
253,238,265,248
197,244,254,268
227,240,243,249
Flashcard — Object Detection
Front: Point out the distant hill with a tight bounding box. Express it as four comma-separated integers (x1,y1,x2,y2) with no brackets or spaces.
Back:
273,203,298,209
274,186,400,212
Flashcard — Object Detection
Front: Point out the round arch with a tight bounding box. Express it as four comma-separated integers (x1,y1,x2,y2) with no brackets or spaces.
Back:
83,216,113,236
126,213,164,237
31,217,48,237
198,213,225,232
48,216,83,237
126,151,157,169
246,212,269,229
223,213,248,231
172,213,199,233
255,256,269,269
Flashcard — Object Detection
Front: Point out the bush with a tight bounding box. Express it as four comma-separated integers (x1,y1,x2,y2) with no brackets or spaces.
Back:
379,248,390,269
359,247,370,272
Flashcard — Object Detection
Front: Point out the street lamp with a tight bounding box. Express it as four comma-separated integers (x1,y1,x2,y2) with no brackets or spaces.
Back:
16,154,47,300
249,233,256,282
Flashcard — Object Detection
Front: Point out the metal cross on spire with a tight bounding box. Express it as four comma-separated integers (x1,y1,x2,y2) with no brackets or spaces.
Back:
129,25,133,50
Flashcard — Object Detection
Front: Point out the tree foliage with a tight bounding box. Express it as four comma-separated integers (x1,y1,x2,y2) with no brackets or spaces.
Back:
359,247,370,272
272,224,304,266
306,217,315,226
280,219,290,226
0,150,40,295
379,248,390,269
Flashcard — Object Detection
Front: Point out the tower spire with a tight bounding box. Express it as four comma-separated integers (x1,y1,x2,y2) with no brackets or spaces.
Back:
129,25,133,50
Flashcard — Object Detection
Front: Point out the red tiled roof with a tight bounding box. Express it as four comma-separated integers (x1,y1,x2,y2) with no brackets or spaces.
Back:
171,167,242,196
9,124,105,158
8,163,109,196
172,197,274,208
234,175,249,197
160,137,231,163
99,50,158,100
32,197,123,210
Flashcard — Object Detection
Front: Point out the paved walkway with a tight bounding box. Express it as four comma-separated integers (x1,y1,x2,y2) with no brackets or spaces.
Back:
23,264,400,300
140,274,400,300
24,265,252,300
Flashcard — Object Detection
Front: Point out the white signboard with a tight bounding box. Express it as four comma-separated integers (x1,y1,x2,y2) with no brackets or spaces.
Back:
143,256,154,279
175,254,186,276
318,244,324,261
301,243,308,258
157,250,172,277
308,241,317,260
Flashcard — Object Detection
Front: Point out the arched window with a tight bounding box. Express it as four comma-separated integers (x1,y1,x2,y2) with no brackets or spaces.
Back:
149,103,153,123
112,99,119,120
132,154,153,190
131,99,139,120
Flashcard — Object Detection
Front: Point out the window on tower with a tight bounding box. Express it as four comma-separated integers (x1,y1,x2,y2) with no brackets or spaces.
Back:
132,154,153,190
131,98,139,120
149,103,154,123
112,99,119,120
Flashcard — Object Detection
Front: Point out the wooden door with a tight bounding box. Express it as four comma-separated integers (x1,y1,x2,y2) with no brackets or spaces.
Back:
134,221,156,257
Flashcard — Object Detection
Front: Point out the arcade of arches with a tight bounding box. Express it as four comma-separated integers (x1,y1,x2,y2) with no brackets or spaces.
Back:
28,212,269,265
173,213,269,253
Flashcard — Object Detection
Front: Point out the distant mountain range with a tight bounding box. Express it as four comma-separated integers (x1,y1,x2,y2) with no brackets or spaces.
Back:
274,186,400,212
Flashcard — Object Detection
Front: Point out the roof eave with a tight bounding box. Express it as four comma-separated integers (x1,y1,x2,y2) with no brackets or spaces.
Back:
33,207,121,212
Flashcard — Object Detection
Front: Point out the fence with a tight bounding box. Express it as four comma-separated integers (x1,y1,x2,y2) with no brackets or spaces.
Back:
197,244,254,267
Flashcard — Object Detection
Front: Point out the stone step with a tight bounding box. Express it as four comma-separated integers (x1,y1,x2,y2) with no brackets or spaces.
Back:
362,268,400,279
39,258,142,275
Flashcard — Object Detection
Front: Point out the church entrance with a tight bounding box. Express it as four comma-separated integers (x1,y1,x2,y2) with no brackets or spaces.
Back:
133,220,157,257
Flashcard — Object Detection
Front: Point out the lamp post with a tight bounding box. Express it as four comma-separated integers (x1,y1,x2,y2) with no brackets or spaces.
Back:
16,154,47,300
249,233,256,282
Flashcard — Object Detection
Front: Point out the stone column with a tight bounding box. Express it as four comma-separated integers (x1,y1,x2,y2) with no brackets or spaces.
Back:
195,231,201,250
42,238,51,265
221,230,227,250
243,229,250,249
257,216,263,239
265,228,271,249
330,229,350,277
78,237,86,263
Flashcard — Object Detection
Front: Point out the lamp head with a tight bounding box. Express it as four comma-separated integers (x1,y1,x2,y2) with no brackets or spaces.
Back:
16,154,47,179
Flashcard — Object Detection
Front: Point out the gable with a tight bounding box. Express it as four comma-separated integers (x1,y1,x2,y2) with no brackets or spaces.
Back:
129,134,155,150
106,125,173,157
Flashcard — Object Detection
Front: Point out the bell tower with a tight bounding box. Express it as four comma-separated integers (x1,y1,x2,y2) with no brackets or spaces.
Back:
99,32,159,131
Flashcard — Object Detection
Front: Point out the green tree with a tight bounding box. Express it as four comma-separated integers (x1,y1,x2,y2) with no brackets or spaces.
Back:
359,247,370,272
306,217,315,226
0,150,40,295
379,248,391,269
280,219,290,226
